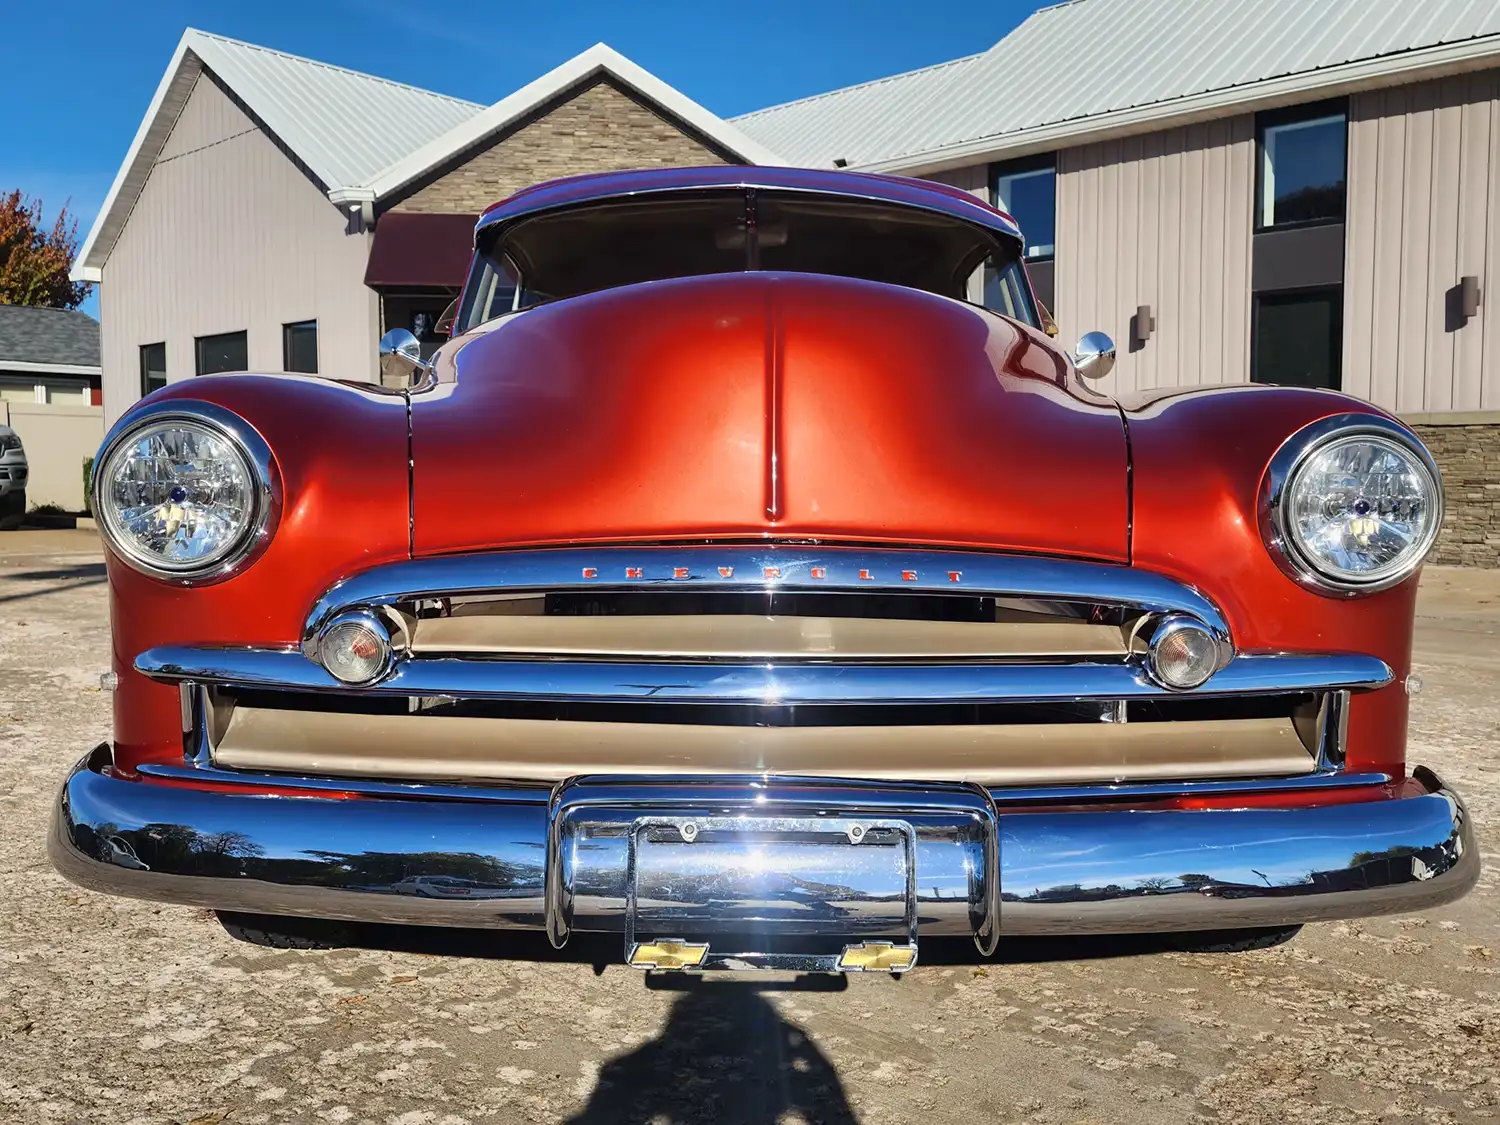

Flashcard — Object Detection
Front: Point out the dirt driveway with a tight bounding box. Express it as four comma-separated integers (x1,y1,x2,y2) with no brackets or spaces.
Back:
1,530,1496,1125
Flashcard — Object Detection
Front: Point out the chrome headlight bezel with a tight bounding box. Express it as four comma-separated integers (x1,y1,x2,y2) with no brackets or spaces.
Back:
1262,413,1443,596
93,399,279,584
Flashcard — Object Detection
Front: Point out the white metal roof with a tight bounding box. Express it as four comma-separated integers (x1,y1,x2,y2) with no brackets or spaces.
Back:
188,30,484,191
75,29,485,280
736,0,1500,174
730,54,982,170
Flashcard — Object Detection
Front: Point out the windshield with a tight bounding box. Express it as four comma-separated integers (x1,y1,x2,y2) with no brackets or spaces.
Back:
457,188,1037,333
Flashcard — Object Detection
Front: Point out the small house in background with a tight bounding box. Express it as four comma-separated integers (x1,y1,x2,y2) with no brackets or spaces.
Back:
0,305,105,512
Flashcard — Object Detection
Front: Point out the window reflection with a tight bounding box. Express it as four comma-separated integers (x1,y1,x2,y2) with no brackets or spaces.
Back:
992,161,1056,260
1259,110,1347,228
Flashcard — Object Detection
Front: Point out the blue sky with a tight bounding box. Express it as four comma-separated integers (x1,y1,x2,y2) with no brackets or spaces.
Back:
7,1,1045,319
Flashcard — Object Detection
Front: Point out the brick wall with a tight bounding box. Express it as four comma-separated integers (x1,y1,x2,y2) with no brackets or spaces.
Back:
392,81,730,214
1412,421,1500,568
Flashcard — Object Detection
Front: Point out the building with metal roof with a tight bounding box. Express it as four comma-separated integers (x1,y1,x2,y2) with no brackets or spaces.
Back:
733,0,1500,174
75,29,484,284
76,5,1500,563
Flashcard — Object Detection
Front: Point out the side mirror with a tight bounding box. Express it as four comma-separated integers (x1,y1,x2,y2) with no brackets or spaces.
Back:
379,328,429,388
1071,331,1117,380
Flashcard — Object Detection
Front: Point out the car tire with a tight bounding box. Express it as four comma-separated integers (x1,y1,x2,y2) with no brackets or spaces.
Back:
1168,925,1302,953
216,911,352,950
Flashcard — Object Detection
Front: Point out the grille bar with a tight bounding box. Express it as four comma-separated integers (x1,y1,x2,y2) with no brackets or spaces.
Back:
139,646,1391,705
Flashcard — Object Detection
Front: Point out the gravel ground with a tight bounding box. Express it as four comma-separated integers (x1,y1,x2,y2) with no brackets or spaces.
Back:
1,530,1496,1125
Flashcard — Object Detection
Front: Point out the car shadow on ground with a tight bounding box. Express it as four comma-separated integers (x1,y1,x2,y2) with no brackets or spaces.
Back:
0,562,107,606
271,922,1262,1124
565,977,859,1125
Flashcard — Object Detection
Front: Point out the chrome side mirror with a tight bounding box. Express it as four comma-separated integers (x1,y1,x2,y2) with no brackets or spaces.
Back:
379,329,429,388
1071,331,1117,380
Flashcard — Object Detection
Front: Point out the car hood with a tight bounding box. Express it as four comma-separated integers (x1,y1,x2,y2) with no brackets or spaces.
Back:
410,272,1128,560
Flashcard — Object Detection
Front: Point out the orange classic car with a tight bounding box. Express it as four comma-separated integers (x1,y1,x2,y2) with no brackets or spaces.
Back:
51,167,1475,972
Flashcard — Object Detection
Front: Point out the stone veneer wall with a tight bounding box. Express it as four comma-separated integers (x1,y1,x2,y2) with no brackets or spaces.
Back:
391,80,730,214
1410,418,1500,568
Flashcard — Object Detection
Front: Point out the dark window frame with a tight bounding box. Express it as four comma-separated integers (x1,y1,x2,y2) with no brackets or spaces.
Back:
282,319,319,374
194,330,249,377
139,342,167,398
1255,98,1348,233
990,153,1057,262
1251,286,1344,391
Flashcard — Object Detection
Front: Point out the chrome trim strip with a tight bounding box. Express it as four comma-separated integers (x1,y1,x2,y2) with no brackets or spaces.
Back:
137,646,1392,705
301,547,1232,647
133,760,1393,804
1261,413,1444,597
51,749,1475,940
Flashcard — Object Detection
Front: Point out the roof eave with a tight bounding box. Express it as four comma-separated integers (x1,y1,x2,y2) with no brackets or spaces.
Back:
0,360,102,377
852,32,1500,177
359,43,789,204
74,32,201,277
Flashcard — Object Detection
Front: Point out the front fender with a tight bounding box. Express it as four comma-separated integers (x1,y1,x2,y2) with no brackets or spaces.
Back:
1125,386,1420,777
102,375,410,771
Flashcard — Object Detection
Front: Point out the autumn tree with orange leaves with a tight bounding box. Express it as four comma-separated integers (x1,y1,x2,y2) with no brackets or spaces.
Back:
0,191,92,309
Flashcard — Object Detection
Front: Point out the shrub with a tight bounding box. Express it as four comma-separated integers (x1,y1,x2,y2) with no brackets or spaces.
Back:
83,456,94,515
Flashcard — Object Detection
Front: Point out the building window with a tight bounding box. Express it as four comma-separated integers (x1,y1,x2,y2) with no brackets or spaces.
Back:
283,320,318,373
195,331,248,376
991,156,1056,261
1258,103,1347,229
140,342,167,397
1252,289,1342,390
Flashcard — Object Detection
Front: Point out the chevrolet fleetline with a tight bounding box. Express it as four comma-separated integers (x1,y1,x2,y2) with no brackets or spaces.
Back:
51,168,1476,972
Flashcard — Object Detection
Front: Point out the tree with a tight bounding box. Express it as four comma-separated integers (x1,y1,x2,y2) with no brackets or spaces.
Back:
0,191,91,308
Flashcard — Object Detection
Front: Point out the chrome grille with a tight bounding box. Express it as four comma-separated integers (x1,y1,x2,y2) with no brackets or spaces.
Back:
138,547,1390,787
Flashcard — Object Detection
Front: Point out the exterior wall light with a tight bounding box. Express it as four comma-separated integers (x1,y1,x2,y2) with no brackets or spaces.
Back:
1133,304,1154,347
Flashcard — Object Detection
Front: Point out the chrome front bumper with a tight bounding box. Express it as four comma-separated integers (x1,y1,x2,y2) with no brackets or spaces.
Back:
50,747,1478,969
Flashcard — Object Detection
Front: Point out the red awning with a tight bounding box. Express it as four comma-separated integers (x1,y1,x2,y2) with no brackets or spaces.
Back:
364,211,477,289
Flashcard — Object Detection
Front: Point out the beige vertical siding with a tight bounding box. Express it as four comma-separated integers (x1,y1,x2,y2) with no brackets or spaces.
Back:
1345,71,1500,413
100,74,377,425
1054,117,1254,394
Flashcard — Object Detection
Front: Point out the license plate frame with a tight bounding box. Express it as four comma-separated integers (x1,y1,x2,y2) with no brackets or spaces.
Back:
622,814,920,972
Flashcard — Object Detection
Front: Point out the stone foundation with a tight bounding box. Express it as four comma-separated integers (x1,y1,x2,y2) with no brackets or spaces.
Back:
1410,418,1500,568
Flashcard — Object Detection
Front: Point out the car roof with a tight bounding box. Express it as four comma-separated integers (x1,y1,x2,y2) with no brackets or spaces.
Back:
473,165,1023,248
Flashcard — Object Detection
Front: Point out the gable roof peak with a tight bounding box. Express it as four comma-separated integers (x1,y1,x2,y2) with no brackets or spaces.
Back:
354,40,787,203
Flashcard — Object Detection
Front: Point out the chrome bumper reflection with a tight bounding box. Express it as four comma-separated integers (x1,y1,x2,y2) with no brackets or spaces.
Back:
50,747,1477,963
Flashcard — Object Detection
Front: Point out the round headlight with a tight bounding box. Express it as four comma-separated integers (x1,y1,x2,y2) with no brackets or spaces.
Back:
96,407,271,581
1269,419,1442,593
